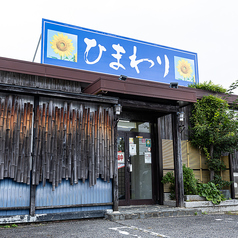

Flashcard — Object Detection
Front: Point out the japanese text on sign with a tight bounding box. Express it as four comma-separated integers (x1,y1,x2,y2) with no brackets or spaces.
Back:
41,19,199,86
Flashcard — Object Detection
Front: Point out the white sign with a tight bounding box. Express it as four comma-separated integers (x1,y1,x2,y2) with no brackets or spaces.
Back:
129,144,137,156
144,152,151,164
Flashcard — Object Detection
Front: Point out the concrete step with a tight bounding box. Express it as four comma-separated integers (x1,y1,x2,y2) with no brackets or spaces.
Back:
105,205,202,221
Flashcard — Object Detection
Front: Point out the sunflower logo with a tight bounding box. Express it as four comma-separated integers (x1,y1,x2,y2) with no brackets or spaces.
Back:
174,57,195,82
177,59,193,79
48,32,77,62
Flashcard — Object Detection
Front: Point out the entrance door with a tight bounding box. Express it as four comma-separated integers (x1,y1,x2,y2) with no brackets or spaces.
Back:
117,121,154,206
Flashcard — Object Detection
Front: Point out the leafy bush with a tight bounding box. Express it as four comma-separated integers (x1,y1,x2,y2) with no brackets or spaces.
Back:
211,174,233,190
162,164,198,199
161,171,175,199
197,182,225,205
188,80,227,93
183,165,198,195
162,165,226,204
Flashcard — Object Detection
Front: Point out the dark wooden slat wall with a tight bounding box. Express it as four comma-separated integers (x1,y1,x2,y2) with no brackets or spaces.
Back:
32,102,114,190
0,95,115,190
0,71,81,94
158,105,192,141
232,151,238,172
0,96,33,184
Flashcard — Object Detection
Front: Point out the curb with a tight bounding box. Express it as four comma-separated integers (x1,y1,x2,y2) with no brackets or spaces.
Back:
105,208,202,221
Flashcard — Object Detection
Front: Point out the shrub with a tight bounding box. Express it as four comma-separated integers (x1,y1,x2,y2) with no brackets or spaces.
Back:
162,164,198,199
183,165,198,195
188,80,227,93
197,182,225,205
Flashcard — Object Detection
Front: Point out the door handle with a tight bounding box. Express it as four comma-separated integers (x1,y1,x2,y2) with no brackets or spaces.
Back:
127,164,130,173
127,164,132,172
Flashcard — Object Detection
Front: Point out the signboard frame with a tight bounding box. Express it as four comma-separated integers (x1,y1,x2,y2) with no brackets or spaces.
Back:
41,19,199,86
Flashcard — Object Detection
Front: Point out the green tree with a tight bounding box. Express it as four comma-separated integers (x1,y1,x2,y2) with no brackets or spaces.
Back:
190,95,238,186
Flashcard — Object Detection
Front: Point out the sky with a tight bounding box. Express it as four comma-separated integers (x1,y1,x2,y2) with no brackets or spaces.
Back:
0,0,238,92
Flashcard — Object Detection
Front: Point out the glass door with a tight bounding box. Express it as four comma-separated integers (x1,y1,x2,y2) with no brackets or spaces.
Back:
129,134,152,200
117,121,154,206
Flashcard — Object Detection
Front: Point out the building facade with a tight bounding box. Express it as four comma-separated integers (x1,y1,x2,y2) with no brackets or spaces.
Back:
0,56,236,222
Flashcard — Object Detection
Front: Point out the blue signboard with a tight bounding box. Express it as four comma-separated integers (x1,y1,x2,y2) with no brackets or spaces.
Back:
41,19,199,86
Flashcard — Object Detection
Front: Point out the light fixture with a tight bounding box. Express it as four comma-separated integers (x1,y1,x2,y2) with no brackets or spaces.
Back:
114,104,122,115
177,111,185,132
178,111,184,122
170,82,178,88
119,75,127,81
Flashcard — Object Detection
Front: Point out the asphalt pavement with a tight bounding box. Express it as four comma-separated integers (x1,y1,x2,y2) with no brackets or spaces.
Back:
0,213,238,238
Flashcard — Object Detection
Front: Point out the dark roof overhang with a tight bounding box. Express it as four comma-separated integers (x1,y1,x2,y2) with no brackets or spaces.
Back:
83,77,197,103
1,56,237,107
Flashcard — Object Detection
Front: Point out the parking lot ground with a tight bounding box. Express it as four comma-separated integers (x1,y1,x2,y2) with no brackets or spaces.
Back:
0,213,238,238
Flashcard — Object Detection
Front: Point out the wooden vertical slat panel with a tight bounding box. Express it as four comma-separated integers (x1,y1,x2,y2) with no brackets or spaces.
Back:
80,108,85,181
113,112,118,211
32,105,38,185
51,106,56,191
27,104,33,185
55,108,60,187
109,108,114,179
65,104,70,180
75,109,80,181
24,103,30,184
14,99,21,181
42,104,47,186
94,110,98,184
88,112,92,187
97,107,102,178
48,102,53,183
23,102,28,183
76,108,81,180
85,107,88,181
62,103,67,179
9,97,15,178
87,108,91,182
45,104,49,180
67,103,72,183
92,112,95,185
25,103,31,184
77,105,83,180
106,110,110,182
0,97,116,187
17,100,24,182
4,96,12,178
2,97,7,178
58,108,63,183
69,104,73,184
83,108,88,182
21,102,27,183
11,98,18,179
36,105,42,185
100,107,105,178
0,99,4,179
103,109,107,181
56,108,61,186
0,95,33,184
72,109,77,184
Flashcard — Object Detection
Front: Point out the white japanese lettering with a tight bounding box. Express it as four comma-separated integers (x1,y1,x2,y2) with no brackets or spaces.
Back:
164,55,169,77
109,44,126,70
156,55,170,77
129,46,154,73
84,38,106,64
